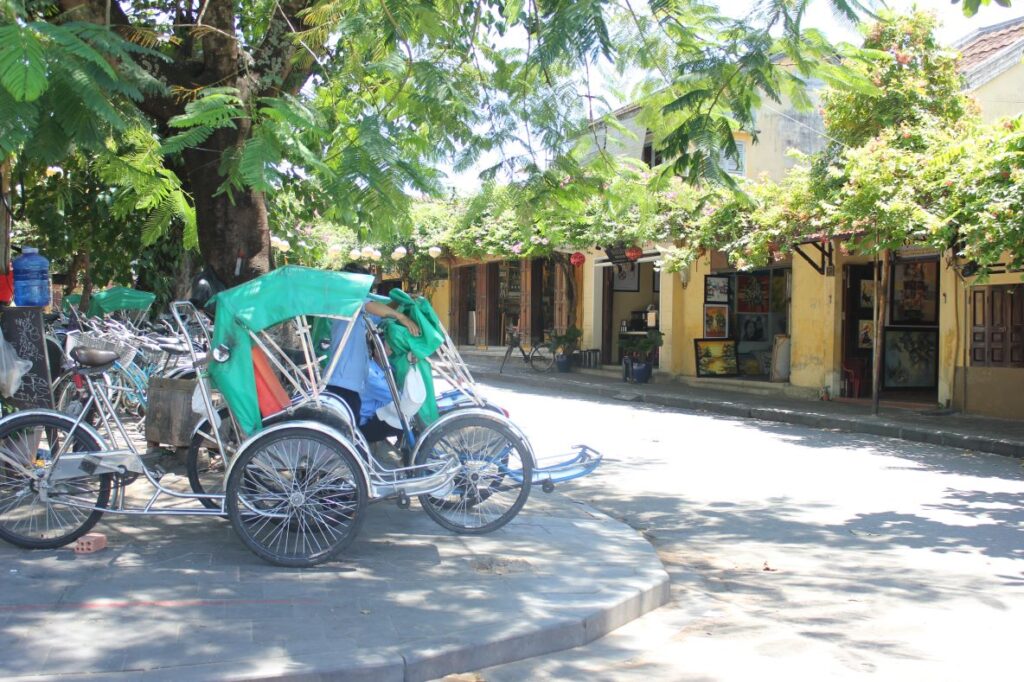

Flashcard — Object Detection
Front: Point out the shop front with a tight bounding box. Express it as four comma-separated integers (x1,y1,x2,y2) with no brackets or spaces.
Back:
694,264,791,380
839,252,941,403
592,250,662,367
448,257,564,350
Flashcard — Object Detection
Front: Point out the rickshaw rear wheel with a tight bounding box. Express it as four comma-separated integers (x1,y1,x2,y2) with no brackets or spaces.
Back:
0,412,111,549
414,414,533,535
225,426,367,567
186,407,237,510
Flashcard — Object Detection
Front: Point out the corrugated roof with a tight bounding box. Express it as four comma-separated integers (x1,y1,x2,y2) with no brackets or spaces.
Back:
955,15,1024,72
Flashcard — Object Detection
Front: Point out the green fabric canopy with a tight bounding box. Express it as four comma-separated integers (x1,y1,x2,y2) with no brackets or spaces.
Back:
61,293,82,314
86,287,156,317
208,265,374,436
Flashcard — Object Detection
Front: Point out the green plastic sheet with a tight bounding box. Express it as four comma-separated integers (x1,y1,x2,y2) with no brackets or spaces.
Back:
381,288,444,426
86,287,156,317
62,293,82,314
208,266,373,436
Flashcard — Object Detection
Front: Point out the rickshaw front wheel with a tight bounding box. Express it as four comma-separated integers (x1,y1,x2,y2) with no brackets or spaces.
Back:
225,426,367,567
414,414,533,535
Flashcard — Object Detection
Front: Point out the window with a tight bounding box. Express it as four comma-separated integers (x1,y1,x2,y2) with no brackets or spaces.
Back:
641,135,663,167
971,285,1024,367
719,141,746,176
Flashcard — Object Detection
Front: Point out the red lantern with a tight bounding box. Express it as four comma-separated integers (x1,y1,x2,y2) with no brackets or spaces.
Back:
625,246,643,262
569,251,586,267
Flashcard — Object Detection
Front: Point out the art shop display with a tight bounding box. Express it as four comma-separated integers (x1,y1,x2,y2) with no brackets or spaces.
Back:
703,304,729,338
695,338,739,377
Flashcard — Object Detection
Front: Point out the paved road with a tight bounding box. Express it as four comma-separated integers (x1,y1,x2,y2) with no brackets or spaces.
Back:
465,380,1024,681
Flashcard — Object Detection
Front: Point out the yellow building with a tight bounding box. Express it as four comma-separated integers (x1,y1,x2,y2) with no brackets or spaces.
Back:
571,17,1024,420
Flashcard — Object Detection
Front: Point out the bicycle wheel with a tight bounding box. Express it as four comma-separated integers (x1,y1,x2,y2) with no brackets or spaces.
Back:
186,407,237,510
0,412,111,549
414,414,533,534
225,426,367,567
528,344,553,372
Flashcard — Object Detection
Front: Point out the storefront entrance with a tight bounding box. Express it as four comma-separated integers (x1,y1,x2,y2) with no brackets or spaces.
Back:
841,256,940,403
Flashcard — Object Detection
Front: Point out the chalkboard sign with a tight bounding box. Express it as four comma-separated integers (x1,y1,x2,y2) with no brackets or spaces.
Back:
0,307,53,410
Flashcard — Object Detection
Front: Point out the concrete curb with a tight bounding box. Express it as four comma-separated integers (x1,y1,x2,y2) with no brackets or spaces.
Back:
476,369,1024,459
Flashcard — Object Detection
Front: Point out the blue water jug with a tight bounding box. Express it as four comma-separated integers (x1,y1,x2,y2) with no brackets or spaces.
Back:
12,247,51,307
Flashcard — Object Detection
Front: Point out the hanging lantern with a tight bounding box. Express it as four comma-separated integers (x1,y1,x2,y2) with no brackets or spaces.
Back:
371,249,382,261
625,246,643,262
428,246,443,259
569,251,586,267
392,245,408,260
348,248,362,260
361,245,375,258
327,244,343,257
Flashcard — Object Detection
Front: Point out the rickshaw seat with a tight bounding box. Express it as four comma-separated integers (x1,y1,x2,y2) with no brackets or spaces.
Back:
252,346,290,417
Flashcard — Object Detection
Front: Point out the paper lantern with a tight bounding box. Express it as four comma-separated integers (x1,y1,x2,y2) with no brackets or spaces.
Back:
348,248,361,260
370,249,382,261
392,246,407,260
361,245,375,258
625,246,643,261
428,246,443,259
569,251,586,267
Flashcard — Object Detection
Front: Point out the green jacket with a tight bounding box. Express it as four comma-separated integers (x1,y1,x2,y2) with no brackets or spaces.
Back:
381,289,445,425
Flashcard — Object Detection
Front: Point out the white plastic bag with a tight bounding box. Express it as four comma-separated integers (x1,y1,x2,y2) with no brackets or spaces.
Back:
0,328,32,399
376,362,427,428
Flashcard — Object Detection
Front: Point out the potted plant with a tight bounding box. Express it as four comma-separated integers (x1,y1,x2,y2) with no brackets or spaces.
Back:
623,330,663,383
550,326,582,372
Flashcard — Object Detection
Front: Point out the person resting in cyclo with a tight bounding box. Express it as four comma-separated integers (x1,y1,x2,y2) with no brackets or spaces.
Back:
325,264,421,443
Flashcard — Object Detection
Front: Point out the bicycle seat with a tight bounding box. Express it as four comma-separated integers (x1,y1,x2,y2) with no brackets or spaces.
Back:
70,347,119,370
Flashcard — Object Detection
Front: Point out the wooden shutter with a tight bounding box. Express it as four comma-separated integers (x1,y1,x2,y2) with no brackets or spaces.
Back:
1010,286,1024,366
970,285,1024,367
971,287,987,365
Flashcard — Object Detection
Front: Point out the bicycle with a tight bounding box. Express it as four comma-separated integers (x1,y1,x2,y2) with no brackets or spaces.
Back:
499,327,553,373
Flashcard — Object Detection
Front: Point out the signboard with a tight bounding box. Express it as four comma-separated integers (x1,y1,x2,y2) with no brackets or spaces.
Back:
0,307,54,409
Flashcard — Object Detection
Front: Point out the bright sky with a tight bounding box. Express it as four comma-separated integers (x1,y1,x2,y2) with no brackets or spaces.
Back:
442,0,1024,193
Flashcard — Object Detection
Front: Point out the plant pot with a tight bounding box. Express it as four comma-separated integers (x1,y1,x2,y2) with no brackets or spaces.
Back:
629,360,652,384
555,353,572,372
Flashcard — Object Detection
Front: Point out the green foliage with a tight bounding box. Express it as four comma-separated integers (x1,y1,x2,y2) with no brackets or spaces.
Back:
821,11,972,148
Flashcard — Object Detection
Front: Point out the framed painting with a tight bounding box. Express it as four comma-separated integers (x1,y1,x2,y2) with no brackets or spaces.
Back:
703,304,729,338
695,338,739,377
737,314,768,343
883,327,938,389
613,263,640,292
891,260,938,324
736,274,770,313
859,280,876,310
857,319,874,349
704,275,730,303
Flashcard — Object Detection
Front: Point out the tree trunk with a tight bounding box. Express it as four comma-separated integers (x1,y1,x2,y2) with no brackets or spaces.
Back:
871,249,890,415
183,135,273,287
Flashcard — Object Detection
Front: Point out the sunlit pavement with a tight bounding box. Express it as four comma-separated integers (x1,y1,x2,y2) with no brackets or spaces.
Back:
0,432,666,681
467,380,1024,681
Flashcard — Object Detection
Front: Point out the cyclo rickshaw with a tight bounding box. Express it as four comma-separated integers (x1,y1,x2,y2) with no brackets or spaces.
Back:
0,266,600,566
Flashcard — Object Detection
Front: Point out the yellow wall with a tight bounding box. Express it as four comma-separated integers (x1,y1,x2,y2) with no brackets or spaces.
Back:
427,278,451,330
788,248,844,394
971,62,1024,123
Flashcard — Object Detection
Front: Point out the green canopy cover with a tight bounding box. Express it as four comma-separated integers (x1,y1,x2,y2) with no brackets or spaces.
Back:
86,287,156,317
208,265,373,435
